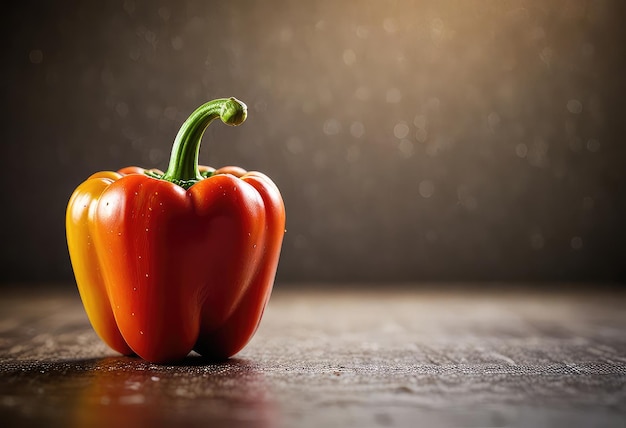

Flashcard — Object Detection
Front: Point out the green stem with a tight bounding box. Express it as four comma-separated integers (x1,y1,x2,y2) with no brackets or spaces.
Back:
159,97,247,189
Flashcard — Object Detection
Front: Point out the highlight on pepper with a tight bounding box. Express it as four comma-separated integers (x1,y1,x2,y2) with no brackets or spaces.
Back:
66,97,286,364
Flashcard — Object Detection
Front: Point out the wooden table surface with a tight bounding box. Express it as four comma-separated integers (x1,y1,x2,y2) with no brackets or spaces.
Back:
1,285,625,428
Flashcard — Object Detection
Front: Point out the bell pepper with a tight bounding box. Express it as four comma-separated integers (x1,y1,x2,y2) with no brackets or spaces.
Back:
66,97,285,363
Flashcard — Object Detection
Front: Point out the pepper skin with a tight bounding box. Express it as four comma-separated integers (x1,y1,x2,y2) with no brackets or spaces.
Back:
66,98,285,363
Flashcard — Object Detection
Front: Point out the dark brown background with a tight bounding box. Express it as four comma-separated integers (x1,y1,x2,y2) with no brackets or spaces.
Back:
1,0,625,285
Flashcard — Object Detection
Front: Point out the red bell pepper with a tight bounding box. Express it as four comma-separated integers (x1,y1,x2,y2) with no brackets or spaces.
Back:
66,98,285,363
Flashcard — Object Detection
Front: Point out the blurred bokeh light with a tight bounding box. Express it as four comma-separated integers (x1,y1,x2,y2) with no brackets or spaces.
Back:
1,0,624,284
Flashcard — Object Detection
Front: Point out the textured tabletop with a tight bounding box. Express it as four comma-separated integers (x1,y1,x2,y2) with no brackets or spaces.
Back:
1,285,625,428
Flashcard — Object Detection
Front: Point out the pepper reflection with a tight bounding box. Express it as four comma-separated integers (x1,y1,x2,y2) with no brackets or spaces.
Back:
71,356,276,428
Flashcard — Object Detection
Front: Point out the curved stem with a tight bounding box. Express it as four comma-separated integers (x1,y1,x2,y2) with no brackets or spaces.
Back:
160,97,247,188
